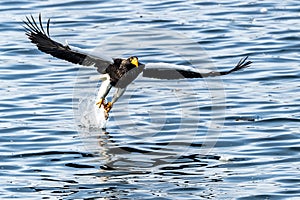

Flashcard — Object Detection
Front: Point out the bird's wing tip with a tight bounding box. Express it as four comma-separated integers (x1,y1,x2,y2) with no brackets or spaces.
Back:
23,13,51,37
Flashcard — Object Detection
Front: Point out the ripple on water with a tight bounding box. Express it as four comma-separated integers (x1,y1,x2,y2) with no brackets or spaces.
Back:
1,0,300,199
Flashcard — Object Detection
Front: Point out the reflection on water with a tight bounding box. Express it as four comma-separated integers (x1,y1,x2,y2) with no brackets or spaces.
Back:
76,127,226,199
1,0,300,199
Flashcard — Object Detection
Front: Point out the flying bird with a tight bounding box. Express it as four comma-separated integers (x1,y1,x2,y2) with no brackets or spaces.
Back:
23,14,252,118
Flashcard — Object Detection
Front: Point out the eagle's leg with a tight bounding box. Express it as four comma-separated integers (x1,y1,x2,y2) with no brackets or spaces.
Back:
104,87,126,113
96,75,112,108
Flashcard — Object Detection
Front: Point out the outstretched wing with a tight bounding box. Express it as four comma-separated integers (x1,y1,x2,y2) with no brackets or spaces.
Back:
142,56,252,79
23,14,112,73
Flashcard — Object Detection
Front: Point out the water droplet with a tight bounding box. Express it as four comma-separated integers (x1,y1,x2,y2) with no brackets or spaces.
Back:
260,8,268,13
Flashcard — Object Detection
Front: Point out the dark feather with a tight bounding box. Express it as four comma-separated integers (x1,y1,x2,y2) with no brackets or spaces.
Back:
106,59,145,88
219,56,252,75
24,14,112,73
142,57,252,79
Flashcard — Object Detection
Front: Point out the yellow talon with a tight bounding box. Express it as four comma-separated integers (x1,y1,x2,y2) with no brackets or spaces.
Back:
96,98,105,108
104,102,113,113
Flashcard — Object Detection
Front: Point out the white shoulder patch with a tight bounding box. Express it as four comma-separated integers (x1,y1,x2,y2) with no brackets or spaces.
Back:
69,44,114,63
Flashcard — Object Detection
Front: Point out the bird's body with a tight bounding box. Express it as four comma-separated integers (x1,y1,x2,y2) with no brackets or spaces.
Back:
105,57,144,88
23,14,252,119
107,59,131,87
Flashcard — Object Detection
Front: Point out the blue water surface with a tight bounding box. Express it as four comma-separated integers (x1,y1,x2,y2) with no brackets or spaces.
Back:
1,0,300,199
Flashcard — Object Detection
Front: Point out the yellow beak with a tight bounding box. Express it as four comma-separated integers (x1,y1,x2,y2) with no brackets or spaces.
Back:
131,57,139,67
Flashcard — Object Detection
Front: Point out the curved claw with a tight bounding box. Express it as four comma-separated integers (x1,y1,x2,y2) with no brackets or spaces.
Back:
104,102,113,113
96,98,105,108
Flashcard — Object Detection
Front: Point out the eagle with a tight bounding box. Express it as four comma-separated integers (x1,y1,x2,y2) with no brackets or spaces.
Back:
23,14,252,118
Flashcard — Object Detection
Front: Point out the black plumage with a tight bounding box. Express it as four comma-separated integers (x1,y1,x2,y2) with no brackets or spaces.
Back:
23,15,112,73
106,57,145,88
142,56,252,79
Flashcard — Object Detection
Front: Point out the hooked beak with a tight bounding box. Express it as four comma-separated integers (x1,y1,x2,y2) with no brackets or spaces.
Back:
130,57,139,67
